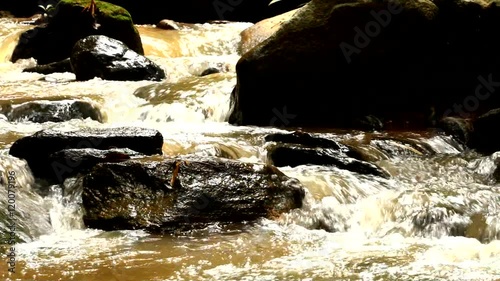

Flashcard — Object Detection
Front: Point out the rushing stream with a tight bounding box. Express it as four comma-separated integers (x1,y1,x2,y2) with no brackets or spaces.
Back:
0,18,499,281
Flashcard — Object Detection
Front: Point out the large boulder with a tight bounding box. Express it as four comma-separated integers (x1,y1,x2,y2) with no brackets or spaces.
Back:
11,0,143,65
239,8,299,54
8,127,163,180
229,0,500,129
80,156,305,232
70,35,165,81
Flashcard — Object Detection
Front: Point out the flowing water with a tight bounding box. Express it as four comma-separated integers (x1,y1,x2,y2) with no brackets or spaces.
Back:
0,18,499,281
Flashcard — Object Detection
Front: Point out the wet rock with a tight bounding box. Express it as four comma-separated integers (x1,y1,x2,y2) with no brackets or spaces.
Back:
353,115,384,131
239,8,298,55
469,108,500,154
369,137,436,157
10,0,144,65
4,100,103,123
23,58,72,75
8,127,163,180
265,131,342,150
70,35,165,81
80,156,305,232
229,0,500,129
265,131,389,178
48,148,143,182
200,67,221,76
268,145,389,178
156,19,180,30
437,116,473,144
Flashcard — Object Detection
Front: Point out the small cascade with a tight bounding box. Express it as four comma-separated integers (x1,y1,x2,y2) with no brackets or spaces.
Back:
131,73,237,123
138,22,252,58
0,19,32,65
0,155,52,242
45,178,85,233
279,133,500,243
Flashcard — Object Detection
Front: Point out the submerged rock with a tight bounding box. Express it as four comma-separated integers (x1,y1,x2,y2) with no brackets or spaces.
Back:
265,131,342,150
71,35,166,81
4,100,103,123
200,67,221,76
156,19,180,30
10,0,144,65
265,131,389,178
80,156,305,232
437,116,473,145
8,127,163,180
369,137,436,157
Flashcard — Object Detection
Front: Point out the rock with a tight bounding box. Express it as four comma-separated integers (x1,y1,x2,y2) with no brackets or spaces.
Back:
437,116,473,144
156,19,180,30
11,0,144,65
8,127,163,180
70,35,165,81
229,0,500,129
239,8,298,54
265,131,389,178
48,147,143,182
469,108,500,154
200,67,221,76
268,145,390,178
369,137,436,157
4,100,103,123
353,115,384,131
265,131,342,150
22,58,72,74
80,156,305,232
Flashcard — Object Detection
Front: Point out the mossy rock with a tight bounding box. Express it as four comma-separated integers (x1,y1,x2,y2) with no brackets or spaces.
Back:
11,0,143,64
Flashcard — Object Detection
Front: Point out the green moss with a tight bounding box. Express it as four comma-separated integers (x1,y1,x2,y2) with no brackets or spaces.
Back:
96,1,132,22
54,0,144,54
58,0,132,22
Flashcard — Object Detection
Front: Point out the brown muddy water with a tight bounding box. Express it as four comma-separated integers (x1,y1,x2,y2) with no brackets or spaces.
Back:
0,18,499,281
